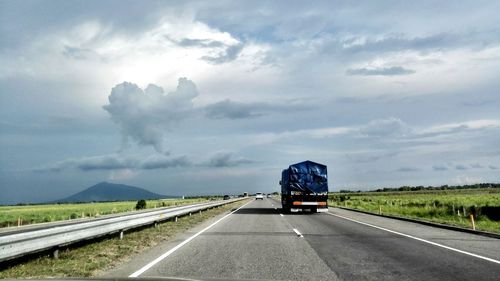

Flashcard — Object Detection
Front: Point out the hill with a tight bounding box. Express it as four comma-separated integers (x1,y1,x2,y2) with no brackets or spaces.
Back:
55,182,169,203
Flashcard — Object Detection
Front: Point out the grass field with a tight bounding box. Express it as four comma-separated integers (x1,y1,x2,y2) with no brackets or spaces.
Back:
329,188,500,233
0,198,219,228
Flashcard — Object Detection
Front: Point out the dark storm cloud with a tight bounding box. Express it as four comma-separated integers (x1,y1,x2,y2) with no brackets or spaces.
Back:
35,154,137,172
206,152,254,167
140,155,191,170
346,66,415,76
35,154,191,172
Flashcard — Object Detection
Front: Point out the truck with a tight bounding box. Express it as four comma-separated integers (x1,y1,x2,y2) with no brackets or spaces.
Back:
280,160,328,213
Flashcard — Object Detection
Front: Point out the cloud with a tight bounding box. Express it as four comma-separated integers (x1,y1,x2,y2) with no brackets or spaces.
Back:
103,78,199,152
140,155,191,170
452,176,484,185
204,99,263,119
107,169,138,181
177,38,225,48
359,117,410,137
397,166,419,172
489,165,499,170
206,152,254,167
455,164,468,170
201,43,244,64
342,33,466,54
36,154,138,172
63,45,103,61
165,34,243,64
346,151,398,163
203,98,314,119
432,164,448,171
35,154,191,172
346,66,415,76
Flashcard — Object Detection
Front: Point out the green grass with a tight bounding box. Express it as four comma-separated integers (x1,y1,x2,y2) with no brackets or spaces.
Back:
329,188,500,233
0,198,219,227
0,199,249,278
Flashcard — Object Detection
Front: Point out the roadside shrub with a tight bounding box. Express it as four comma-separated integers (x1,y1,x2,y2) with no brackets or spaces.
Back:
135,199,146,210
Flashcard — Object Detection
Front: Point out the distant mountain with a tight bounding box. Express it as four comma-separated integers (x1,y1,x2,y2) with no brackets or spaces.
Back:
54,182,170,203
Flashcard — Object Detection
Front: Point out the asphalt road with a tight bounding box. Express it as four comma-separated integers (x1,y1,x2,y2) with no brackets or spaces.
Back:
107,198,500,281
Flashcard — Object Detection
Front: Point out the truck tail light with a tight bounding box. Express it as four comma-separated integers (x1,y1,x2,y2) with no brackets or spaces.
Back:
292,201,302,206
317,201,327,206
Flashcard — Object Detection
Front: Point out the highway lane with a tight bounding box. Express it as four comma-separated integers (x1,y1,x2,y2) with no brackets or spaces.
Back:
108,198,500,281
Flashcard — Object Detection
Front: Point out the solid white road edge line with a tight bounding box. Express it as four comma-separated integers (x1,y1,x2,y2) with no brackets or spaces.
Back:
326,212,500,265
129,200,253,277
293,228,303,237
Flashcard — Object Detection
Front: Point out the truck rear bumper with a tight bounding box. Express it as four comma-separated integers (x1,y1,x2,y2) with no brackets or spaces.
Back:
296,201,322,206
290,207,328,213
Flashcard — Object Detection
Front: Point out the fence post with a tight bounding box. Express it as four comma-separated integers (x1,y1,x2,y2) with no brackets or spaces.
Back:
379,206,382,215
470,214,476,230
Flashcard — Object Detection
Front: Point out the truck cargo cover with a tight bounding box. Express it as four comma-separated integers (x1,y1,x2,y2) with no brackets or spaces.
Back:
288,160,328,193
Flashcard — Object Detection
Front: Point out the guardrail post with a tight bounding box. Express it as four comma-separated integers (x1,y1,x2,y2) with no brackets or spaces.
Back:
119,230,124,240
189,212,192,216
199,210,202,214
154,222,158,228
174,216,178,222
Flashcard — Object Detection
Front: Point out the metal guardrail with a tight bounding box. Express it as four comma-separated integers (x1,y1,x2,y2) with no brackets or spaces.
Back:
0,198,246,262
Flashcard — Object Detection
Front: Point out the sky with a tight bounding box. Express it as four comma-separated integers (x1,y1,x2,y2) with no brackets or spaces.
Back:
1,0,500,204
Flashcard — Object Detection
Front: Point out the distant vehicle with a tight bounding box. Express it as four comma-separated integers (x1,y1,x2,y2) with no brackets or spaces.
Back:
266,194,271,198
243,192,248,197
255,192,264,200
280,160,328,213
223,195,230,200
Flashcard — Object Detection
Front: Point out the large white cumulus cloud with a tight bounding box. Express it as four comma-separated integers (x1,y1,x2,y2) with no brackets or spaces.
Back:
103,78,198,152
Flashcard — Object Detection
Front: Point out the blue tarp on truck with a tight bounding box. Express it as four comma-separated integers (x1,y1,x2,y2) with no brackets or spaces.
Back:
280,160,328,213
